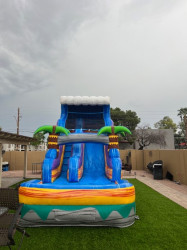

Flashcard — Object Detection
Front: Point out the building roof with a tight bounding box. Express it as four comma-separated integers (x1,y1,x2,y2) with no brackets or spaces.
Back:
0,131,36,145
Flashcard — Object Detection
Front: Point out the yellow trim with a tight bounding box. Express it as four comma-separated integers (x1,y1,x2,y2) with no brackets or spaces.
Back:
48,142,58,145
78,144,84,180
51,145,65,182
78,164,83,180
49,135,58,138
109,135,118,138
105,166,112,179
19,186,135,205
104,146,113,180
109,142,119,145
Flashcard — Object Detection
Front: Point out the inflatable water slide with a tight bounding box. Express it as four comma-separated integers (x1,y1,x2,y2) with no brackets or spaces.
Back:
19,96,136,227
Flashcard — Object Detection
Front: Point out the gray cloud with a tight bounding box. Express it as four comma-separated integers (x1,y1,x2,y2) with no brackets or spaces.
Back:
0,0,106,95
0,0,187,133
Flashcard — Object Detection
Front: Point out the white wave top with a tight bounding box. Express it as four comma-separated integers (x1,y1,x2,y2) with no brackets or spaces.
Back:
60,96,110,105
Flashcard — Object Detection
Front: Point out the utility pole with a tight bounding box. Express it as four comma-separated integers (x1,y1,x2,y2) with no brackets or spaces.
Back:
14,108,22,150
14,107,21,135
17,107,20,135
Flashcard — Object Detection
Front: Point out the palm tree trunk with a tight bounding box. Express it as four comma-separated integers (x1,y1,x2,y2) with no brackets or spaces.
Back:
48,135,58,149
47,126,59,155
108,126,119,150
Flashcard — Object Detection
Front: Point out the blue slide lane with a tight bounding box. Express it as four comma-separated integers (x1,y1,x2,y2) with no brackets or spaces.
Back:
68,143,83,182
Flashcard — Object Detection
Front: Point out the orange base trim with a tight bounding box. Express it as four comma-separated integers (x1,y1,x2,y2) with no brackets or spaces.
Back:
19,186,135,206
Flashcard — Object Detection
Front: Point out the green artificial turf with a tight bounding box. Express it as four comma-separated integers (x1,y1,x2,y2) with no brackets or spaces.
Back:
3,179,187,250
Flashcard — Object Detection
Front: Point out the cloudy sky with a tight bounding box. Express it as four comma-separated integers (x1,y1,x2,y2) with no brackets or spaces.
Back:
0,0,187,136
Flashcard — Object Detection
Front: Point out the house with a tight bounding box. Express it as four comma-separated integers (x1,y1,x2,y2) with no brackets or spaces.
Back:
2,142,47,152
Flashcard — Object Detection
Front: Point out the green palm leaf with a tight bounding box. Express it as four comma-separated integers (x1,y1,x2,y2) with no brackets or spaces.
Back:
34,125,70,135
97,126,112,135
121,132,126,137
114,126,131,135
55,126,70,135
98,126,131,136
34,125,53,135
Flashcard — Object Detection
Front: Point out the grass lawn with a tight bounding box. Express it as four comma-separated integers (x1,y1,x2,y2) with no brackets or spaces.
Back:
3,179,187,250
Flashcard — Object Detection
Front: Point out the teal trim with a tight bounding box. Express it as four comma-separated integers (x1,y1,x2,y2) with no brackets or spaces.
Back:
21,203,136,221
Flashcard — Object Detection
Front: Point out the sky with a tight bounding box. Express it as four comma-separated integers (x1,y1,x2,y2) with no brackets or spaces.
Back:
0,0,187,136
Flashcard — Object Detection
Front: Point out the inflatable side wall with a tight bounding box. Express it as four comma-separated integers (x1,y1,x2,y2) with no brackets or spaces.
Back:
67,143,84,182
42,146,65,183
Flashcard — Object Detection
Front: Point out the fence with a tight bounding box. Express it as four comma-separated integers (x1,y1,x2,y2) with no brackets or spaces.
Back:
3,149,187,185
32,162,43,174
120,149,187,185
3,151,46,171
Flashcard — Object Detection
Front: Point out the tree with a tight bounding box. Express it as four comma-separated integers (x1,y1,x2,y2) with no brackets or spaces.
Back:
177,108,187,121
178,121,185,135
174,108,187,148
110,108,140,145
135,126,166,150
111,108,140,131
174,133,186,149
154,116,177,133
177,108,187,140
31,132,45,147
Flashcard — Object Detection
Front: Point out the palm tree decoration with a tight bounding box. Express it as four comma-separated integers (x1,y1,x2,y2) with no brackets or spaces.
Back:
98,126,131,150
34,125,70,151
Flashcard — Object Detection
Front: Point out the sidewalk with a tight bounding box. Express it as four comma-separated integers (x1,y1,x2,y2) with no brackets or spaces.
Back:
1,170,187,209
122,170,187,209
1,170,41,188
